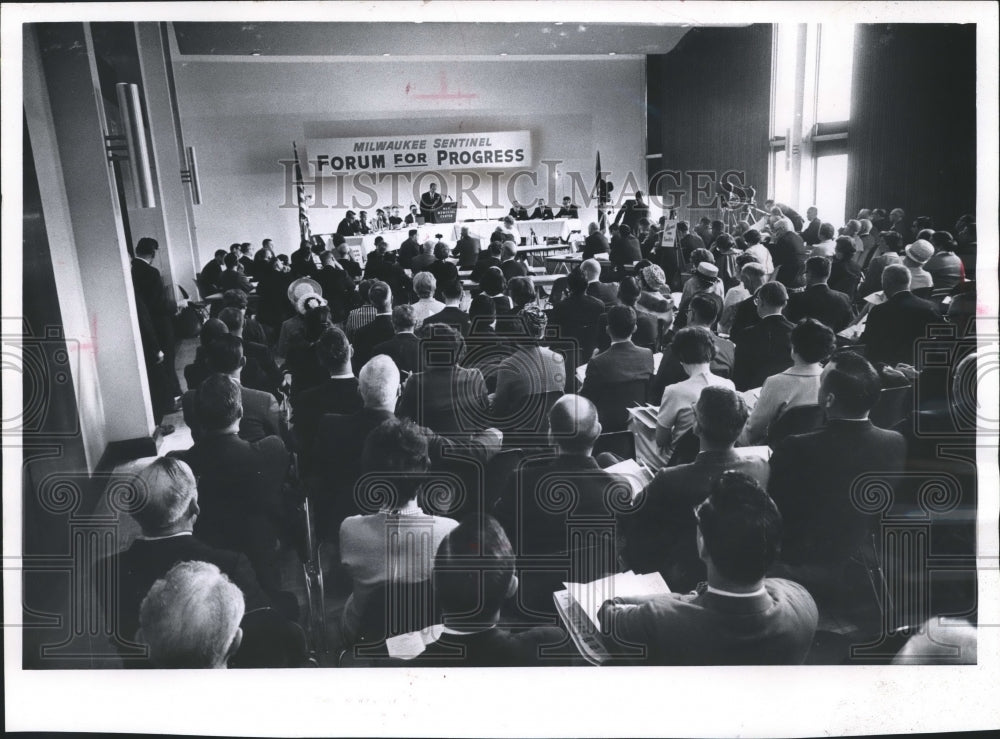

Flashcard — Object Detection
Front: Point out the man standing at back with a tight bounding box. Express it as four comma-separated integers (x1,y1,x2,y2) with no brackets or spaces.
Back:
600,471,817,665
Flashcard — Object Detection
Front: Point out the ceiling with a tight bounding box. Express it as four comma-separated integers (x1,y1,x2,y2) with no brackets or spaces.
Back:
170,22,707,57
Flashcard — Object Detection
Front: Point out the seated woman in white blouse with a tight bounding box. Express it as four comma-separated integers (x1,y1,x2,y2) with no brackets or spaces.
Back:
738,318,837,446
655,326,735,463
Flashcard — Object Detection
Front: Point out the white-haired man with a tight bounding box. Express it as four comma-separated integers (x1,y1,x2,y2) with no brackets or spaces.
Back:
99,457,270,659
581,257,618,308
138,561,244,668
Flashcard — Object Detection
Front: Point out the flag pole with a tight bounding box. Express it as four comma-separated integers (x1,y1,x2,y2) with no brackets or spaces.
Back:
293,141,312,244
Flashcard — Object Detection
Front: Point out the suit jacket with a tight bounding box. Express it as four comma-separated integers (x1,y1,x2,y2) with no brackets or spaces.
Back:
860,290,941,367
401,626,569,667
131,259,174,355
492,347,566,430
290,247,318,278
316,265,355,322
495,454,623,557
424,306,471,337
548,293,606,391
429,259,459,289
410,253,436,273
397,366,490,434
728,296,761,342
768,419,907,565
555,205,578,219
610,234,643,267
679,232,706,261
200,259,224,293
292,376,363,455
310,407,395,528
172,433,290,591
500,259,529,281
508,206,529,221
352,314,396,371
597,579,817,665
581,341,654,428
582,231,610,260
336,217,361,237
373,333,421,375
586,281,619,309
470,255,501,282
612,199,649,233
784,283,854,332
620,449,771,592
801,217,822,246
829,259,863,301
396,238,421,270
772,231,808,288
182,383,284,443
529,206,554,221
420,191,443,222
102,534,270,644
732,314,795,391
219,269,253,293
451,236,481,268
241,339,282,399
651,333,735,400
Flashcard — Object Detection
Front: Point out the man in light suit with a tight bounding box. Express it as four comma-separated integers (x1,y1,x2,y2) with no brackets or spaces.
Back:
581,305,654,431
600,470,817,665
860,264,941,368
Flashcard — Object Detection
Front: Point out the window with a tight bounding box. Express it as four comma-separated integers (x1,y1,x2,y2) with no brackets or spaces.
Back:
769,24,855,224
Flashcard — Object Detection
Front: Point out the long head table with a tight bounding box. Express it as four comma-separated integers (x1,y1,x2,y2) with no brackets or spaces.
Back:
453,218,582,243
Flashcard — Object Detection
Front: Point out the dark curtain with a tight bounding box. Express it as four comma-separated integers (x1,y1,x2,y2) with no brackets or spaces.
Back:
846,24,976,230
647,25,773,213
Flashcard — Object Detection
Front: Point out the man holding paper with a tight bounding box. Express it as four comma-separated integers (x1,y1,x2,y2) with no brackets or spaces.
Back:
599,471,817,665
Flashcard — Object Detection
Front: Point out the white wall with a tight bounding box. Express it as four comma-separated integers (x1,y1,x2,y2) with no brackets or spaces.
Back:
172,57,646,260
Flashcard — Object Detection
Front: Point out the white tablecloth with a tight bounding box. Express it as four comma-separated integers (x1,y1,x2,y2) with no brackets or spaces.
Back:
340,225,447,258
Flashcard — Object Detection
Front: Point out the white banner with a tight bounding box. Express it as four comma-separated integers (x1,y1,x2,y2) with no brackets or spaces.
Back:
660,220,678,249
306,130,531,174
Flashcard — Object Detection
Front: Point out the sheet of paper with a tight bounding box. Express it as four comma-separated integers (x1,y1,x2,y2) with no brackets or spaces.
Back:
563,571,671,630
576,362,588,384
384,624,444,660
604,458,654,499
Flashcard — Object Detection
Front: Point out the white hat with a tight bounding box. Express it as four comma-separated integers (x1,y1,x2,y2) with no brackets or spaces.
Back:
295,291,327,315
287,276,322,306
695,262,719,281
905,239,934,264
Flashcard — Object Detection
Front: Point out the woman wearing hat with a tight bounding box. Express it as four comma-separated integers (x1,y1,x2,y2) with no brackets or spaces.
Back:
636,263,676,328
674,259,724,330
902,239,935,291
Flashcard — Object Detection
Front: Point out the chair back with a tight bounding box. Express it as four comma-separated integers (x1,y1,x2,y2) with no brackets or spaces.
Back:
668,428,700,466
591,378,649,432
766,404,826,446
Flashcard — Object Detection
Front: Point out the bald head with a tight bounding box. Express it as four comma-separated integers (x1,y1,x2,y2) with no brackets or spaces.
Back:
548,394,602,454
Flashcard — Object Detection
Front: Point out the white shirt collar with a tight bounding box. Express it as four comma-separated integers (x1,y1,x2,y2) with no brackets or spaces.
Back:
706,584,767,598
139,531,193,541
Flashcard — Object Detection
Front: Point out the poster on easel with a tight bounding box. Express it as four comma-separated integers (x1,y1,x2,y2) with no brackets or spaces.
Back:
659,220,678,248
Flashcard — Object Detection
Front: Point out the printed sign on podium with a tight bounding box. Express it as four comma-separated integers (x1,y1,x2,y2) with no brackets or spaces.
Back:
435,202,458,224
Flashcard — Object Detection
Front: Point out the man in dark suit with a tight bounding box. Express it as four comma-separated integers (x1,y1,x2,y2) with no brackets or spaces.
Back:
732,281,794,391
132,237,181,421
292,326,363,456
336,210,362,237
530,199,554,220
494,395,626,613
99,457,305,668
290,239,318,278
499,242,528,280
581,258,618,308
768,351,907,598
333,242,362,281
351,281,395,372
425,280,471,336
470,241,503,282
396,230,421,270
801,206,821,246
364,243,411,304
771,217,809,289
182,334,285,443
612,190,650,234
397,323,491,435
555,197,578,219
508,201,529,221
397,516,569,666
828,237,863,301
219,252,253,293
373,305,421,378
217,308,281,400
619,387,768,592
861,264,942,368
200,249,227,294
609,224,643,270
581,305,654,429
173,374,291,594
651,294,735,400
451,225,481,268
600,471,818,665
316,251,355,323
548,268,606,392
420,183,443,223
784,256,854,332
582,221,610,260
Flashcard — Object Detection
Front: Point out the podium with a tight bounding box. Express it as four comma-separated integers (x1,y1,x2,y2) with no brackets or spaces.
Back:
435,202,458,224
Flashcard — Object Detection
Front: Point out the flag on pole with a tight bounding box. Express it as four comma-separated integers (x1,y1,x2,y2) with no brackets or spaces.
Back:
595,151,608,234
293,141,311,243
